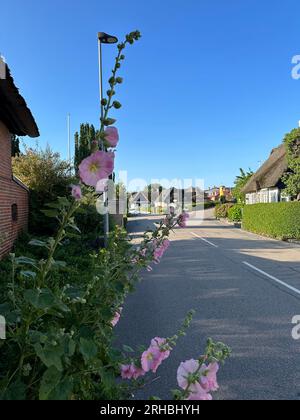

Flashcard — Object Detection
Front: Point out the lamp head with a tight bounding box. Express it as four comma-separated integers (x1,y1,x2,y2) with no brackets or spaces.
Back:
98,32,118,44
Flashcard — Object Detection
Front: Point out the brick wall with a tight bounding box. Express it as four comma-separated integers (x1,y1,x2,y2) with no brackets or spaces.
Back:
0,121,29,259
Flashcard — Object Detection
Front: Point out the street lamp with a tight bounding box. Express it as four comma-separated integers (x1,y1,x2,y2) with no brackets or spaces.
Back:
97,32,118,248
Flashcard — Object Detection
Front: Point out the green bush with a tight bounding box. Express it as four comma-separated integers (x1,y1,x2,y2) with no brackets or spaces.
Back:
243,203,300,240
228,204,244,222
12,146,74,235
215,203,234,219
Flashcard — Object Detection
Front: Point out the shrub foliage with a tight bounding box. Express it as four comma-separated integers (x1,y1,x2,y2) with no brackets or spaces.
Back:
228,204,244,222
215,203,234,219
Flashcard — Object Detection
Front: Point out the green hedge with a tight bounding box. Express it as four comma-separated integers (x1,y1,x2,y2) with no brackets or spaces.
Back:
243,203,300,240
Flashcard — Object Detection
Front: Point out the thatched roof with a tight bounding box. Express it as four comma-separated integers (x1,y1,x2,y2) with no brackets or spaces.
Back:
0,63,39,137
242,144,287,193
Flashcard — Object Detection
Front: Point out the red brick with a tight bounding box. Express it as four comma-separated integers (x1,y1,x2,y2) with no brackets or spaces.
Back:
0,121,29,259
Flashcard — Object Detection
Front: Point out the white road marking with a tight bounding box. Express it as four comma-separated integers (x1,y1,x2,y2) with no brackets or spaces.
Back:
191,232,219,248
243,262,300,296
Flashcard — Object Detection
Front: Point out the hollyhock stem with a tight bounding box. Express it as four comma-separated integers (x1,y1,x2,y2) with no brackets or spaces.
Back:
38,201,79,286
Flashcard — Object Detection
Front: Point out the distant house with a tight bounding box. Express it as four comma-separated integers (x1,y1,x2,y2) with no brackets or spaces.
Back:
129,191,149,212
0,63,39,258
205,187,220,201
205,186,232,202
161,187,204,209
242,144,290,204
129,187,204,213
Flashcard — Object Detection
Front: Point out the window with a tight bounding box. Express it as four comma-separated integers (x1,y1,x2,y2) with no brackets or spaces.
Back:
11,204,18,222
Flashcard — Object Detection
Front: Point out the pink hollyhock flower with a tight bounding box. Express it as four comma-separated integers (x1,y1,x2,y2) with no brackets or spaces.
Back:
96,178,109,193
200,363,219,392
153,239,170,263
111,308,123,327
177,212,190,228
132,366,146,380
177,359,200,390
104,127,119,148
79,151,114,188
141,338,171,373
178,359,218,400
121,364,134,380
120,364,145,380
141,347,161,373
151,337,171,360
186,384,213,401
71,185,82,201
162,239,170,250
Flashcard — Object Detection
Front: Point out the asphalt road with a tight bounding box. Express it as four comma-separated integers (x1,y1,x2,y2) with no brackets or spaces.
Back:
116,210,300,400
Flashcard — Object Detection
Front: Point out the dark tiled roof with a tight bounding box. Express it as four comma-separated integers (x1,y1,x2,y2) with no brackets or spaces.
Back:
0,64,39,137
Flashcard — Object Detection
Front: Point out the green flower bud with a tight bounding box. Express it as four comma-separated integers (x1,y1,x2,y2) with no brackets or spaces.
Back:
116,63,121,69
109,76,116,85
116,77,123,84
113,101,122,109
107,90,115,97
120,55,125,60
101,98,107,106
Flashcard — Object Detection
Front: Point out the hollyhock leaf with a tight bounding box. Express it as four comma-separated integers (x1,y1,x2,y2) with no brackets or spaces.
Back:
123,345,135,353
47,377,74,401
39,367,62,400
2,379,26,401
34,343,64,372
67,339,76,357
29,239,48,248
14,256,37,267
24,289,70,313
45,202,63,209
20,271,37,279
103,118,117,126
24,289,56,310
79,338,98,363
51,260,67,269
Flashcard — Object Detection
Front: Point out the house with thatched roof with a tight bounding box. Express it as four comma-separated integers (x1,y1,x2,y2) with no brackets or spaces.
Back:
0,61,39,258
242,144,290,204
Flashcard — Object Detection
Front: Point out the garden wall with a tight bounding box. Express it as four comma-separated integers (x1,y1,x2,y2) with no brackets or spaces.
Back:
243,202,300,240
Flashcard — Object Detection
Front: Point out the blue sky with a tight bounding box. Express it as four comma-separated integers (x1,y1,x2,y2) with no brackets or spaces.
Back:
1,0,300,189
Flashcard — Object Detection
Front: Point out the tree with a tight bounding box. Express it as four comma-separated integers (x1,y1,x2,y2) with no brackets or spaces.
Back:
282,128,300,199
232,168,254,204
11,134,20,157
12,145,73,234
74,123,100,170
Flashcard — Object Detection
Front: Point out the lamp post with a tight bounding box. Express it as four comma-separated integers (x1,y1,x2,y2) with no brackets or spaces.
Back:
97,32,118,248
